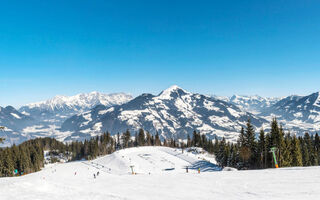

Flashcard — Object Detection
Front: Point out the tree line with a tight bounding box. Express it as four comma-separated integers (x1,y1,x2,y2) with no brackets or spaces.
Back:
0,130,175,177
211,118,320,169
0,138,45,177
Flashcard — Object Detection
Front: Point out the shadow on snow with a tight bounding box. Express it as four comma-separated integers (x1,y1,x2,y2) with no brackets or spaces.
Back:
187,160,222,172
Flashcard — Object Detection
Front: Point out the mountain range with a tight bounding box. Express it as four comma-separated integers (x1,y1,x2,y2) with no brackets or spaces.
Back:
1,86,320,146
60,85,266,142
0,92,133,146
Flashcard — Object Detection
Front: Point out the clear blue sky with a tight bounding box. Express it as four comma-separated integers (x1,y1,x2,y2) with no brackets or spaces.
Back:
1,0,320,107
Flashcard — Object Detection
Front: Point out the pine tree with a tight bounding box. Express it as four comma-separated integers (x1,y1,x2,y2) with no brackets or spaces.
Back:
304,132,316,166
314,133,320,164
192,130,200,147
239,127,245,146
213,137,219,155
300,134,311,166
278,126,285,167
270,118,280,148
217,137,226,167
134,133,138,147
258,129,266,168
281,133,292,167
138,129,145,146
0,150,3,177
2,148,14,176
291,135,303,167
155,132,161,146
187,134,191,147
241,119,257,169
146,131,152,146
121,130,131,148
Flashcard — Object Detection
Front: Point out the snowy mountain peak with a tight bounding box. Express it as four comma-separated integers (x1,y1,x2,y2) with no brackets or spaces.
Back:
22,92,133,112
158,85,188,99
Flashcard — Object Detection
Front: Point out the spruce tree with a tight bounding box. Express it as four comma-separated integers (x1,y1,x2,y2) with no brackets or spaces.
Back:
270,118,280,148
258,129,266,168
155,132,161,146
281,133,292,167
2,148,14,176
121,130,131,148
146,131,152,146
138,129,145,146
244,119,257,168
217,137,227,167
314,133,320,163
304,133,315,166
291,135,303,166
278,126,285,167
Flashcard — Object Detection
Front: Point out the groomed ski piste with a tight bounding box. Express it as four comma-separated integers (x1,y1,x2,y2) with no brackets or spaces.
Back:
1,146,320,200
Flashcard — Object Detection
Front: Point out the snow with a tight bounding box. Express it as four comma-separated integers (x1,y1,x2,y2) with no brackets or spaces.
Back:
158,85,188,100
93,122,102,131
82,112,92,121
20,125,73,142
22,92,132,111
314,92,320,107
20,111,30,116
227,107,241,118
0,146,319,200
98,107,114,115
10,113,21,119
293,112,303,118
203,100,220,111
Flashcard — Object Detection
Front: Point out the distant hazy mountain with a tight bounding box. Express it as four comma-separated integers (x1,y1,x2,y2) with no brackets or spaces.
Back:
1,92,133,146
0,106,34,146
61,85,267,142
0,106,33,129
19,92,133,124
260,92,320,134
213,95,281,114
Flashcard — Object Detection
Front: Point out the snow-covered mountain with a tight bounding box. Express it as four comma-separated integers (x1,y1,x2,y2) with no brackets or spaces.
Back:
214,95,281,114
61,85,267,142
1,92,132,146
0,106,33,129
260,92,320,134
0,106,34,146
3,87,320,146
19,92,133,124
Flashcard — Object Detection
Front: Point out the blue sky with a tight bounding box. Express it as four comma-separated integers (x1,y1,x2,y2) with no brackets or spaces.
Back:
0,0,320,107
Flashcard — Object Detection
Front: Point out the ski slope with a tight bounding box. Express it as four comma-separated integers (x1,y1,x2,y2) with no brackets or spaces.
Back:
0,146,320,200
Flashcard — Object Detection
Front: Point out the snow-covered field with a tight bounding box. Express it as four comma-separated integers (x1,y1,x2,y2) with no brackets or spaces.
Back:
0,146,319,200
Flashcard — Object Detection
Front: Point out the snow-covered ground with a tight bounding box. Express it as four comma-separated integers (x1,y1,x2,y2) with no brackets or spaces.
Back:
0,146,319,200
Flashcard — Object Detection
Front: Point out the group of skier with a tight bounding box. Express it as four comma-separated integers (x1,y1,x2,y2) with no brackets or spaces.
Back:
93,171,100,179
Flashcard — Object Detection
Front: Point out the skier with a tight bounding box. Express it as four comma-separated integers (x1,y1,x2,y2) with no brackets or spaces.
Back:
186,166,188,173
93,173,96,179
74,172,77,176
198,168,200,174
97,171,100,176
